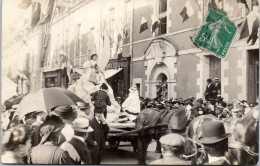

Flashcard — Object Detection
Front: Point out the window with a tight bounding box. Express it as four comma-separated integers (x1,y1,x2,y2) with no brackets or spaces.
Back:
209,56,221,79
158,0,167,35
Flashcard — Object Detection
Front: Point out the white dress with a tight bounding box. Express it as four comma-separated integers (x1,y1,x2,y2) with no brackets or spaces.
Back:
122,90,141,121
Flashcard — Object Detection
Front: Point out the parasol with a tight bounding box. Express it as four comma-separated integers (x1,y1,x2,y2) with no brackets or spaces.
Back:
16,87,85,119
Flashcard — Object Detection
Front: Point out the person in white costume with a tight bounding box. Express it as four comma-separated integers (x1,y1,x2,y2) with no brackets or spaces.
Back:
122,83,141,121
68,54,121,121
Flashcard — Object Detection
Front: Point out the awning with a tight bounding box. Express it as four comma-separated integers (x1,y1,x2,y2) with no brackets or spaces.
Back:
73,68,85,75
104,68,123,79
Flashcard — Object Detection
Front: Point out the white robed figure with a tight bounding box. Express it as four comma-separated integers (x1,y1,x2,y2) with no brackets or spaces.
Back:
68,54,121,121
122,83,141,121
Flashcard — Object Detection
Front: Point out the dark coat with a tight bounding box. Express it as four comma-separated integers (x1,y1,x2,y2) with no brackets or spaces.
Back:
86,118,109,164
62,137,92,164
205,83,215,101
215,82,221,94
91,90,111,112
87,118,109,150
29,143,73,164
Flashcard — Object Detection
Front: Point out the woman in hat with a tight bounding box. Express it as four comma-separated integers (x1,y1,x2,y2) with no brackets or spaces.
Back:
2,124,32,164
122,83,141,121
29,115,73,164
150,133,190,165
197,120,231,165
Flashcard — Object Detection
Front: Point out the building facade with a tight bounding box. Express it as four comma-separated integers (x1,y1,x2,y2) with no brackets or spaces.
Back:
3,0,259,103
122,0,259,103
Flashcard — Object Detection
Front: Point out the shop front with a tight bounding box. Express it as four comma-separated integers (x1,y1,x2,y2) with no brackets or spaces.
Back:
105,57,131,104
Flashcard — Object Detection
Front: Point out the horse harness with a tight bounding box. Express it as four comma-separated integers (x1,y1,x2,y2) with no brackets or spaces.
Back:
228,117,259,157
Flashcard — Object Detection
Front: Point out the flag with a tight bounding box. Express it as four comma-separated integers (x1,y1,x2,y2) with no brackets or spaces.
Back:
31,2,41,27
180,0,195,22
151,14,160,32
238,19,249,39
247,17,259,45
139,16,148,33
237,0,249,11
38,0,56,25
208,0,217,9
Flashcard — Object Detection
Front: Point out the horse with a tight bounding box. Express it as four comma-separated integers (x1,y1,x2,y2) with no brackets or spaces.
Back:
134,106,192,165
228,105,259,165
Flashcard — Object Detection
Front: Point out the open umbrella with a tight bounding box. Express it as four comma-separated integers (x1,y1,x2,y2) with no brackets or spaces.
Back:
16,87,85,119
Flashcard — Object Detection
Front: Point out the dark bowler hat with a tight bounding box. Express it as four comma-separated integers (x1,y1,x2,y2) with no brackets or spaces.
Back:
207,79,212,82
197,120,231,144
52,105,77,124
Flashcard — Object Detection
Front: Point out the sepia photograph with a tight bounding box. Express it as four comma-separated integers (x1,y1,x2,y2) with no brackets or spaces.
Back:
1,0,259,165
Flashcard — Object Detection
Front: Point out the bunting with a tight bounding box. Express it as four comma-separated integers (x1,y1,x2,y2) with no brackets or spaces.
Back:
139,16,148,33
247,17,259,45
180,0,195,22
237,0,249,11
151,14,160,32
31,2,41,27
38,0,56,25
238,19,249,39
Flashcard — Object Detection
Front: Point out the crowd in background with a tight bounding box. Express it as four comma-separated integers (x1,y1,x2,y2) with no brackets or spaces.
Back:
1,78,258,165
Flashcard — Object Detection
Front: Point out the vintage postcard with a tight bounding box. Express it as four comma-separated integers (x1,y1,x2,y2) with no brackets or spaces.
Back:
1,0,259,165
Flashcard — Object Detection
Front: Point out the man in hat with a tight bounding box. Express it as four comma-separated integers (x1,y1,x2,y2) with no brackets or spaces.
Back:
197,120,231,165
204,79,215,101
215,103,225,119
91,83,111,118
150,133,190,165
29,115,73,164
214,77,221,97
86,108,110,164
51,105,77,145
61,118,93,164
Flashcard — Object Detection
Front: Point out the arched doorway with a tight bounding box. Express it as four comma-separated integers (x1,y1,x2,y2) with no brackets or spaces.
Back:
144,39,177,99
156,73,168,101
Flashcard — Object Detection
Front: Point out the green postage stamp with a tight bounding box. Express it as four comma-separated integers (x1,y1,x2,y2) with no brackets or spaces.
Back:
195,7,237,58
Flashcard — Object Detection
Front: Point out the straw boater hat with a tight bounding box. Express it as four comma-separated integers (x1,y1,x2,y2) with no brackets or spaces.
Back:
197,121,231,144
72,118,93,133
214,77,220,81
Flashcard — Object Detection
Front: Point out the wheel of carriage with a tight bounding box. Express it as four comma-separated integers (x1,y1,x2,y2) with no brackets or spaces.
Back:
108,138,120,149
